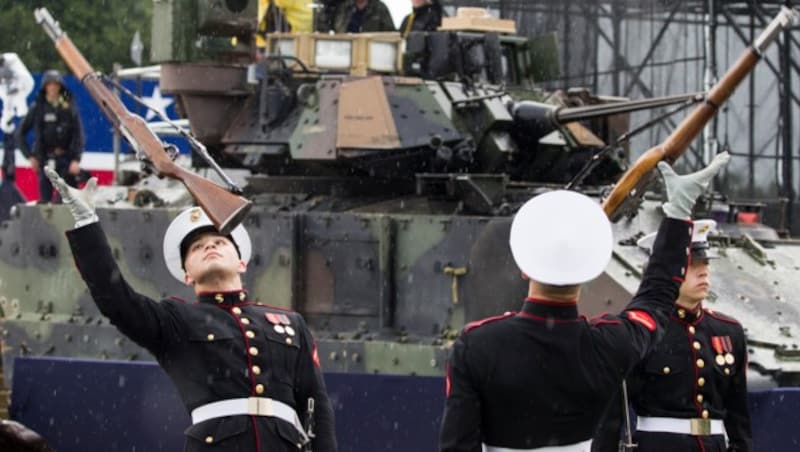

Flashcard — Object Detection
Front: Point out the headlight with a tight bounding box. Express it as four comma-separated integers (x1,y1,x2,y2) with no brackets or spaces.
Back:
276,38,296,57
368,41,397,72
315,40,352,69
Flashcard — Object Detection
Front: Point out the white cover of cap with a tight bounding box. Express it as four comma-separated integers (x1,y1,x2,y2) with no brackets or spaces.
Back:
162,207,252,282
637,219,716,254
509,190,612,285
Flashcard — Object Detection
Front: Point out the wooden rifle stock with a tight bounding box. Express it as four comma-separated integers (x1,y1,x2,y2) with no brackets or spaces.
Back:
602,7,796,220
42,14,252,234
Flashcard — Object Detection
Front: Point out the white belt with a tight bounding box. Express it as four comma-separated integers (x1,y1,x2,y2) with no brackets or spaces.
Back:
191,397,309,443
482,439,592,452
637,416,726,436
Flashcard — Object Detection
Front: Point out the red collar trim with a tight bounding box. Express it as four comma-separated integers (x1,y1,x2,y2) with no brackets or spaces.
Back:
524,297,578,307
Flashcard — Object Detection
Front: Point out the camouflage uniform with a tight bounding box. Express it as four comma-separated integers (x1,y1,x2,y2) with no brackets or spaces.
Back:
332,0,395,33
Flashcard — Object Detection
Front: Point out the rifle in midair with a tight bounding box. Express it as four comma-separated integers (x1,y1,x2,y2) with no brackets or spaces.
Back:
602,6,799,221
34,7,252,235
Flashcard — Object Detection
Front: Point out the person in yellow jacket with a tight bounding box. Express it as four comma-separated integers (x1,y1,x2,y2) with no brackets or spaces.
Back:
256,0,312,48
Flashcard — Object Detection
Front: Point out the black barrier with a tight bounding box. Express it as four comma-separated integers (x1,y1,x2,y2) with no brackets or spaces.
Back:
10,357,800,451
10,357,444,452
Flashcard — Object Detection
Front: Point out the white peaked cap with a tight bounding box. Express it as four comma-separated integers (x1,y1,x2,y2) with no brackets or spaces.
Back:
637,219,717,258
509,190,613,285
163,207,252,282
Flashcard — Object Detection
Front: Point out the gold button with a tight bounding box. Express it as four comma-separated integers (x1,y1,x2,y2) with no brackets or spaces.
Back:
255,384,265,394
702,410,709,419
252,365,261,375
696,359,705,368
697,394,704,403
214,294,224,303
688,326,696,335
239,292,246,301
207,333,215,341
205,436,214,444
693,341,701,350
249,346,259,356
232,307,242,315
241,318,250,325
724,368,731,375
286,337,293,345
662,366,671,375
246,330,255,339
698,377,706,387
678,309,686,318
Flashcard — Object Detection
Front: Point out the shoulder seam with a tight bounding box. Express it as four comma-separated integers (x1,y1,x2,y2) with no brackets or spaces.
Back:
464,312,515,333
704,309,741,325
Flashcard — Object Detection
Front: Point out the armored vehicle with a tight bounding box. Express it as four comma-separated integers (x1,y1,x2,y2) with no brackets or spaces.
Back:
2,1,800,411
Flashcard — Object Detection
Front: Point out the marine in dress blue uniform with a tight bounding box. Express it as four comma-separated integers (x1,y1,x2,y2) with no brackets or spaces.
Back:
593,220,751,452
44,167,337,452
439,153,731,452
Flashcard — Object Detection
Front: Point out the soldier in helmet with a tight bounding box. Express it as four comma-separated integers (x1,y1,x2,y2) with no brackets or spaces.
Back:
42,168,337,452
16,69,84,202
592,220,752,452
439,153,730,452
399,0,445,36
331,0,395,33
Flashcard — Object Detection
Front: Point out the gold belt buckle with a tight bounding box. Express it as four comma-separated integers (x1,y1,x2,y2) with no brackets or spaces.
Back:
247,397,273,416
690,418,711,436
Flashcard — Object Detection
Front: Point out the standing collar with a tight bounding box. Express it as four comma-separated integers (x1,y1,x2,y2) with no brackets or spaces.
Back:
197,290,248,306
521,297,579,320
675,303,703,323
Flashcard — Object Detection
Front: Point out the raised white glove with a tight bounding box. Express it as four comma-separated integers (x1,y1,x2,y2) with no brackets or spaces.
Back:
657,151,730,220
43,166,99,228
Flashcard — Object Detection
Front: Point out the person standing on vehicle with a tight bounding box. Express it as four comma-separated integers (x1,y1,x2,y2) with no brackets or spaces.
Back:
16,69,84,202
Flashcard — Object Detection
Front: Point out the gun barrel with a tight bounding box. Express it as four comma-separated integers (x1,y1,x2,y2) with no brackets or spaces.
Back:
554,92,704,123
33,8,62,41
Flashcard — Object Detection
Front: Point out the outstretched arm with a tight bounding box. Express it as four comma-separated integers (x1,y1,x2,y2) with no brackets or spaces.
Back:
47,167,174,354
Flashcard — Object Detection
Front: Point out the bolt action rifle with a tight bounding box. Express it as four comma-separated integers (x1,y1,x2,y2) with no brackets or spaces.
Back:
602,6,798,221
34,8,252,235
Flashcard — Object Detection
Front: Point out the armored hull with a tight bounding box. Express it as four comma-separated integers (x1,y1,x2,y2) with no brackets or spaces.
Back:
2,196,800,388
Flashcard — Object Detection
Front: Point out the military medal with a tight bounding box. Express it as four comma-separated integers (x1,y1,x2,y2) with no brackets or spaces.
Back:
274,324,286,334
278,314,291,325
725,353,735,365
711,336,725,366
265,313,280,324
285,326,295,336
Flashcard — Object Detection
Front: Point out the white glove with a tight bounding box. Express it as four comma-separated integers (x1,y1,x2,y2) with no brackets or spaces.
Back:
43,166,99,228
657,152,730,220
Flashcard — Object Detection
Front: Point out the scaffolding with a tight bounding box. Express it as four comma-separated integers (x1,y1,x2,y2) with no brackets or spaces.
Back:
444,0,800,234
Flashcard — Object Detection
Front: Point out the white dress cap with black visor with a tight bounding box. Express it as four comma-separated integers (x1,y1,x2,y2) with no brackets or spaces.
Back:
163,207,252,282
509,190,613,285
